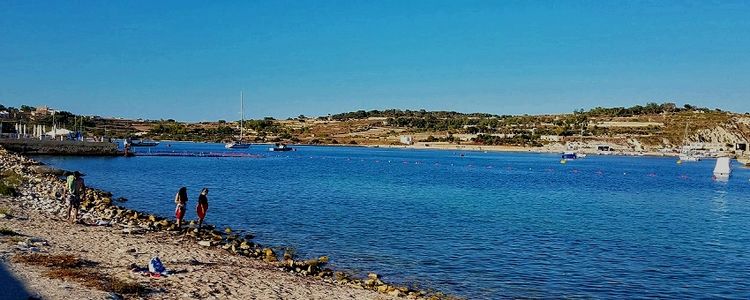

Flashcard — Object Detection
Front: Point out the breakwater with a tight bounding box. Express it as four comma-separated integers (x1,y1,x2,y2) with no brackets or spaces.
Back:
0,139,121,156
0,146,451,300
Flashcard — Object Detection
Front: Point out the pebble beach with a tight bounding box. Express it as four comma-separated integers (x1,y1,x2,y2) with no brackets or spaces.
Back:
0,146,445,300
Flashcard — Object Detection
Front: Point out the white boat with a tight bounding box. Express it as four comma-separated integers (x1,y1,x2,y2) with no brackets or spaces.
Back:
678,122,700,162
679,154,700,162
713,157,731,180
269,143,294,152
126,138,159,147
561,151,577,159
225,91,251,149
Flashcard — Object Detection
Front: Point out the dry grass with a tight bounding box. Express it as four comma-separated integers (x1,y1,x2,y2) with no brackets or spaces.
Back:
1,169,23,186
14,254,147,296
14,254,96,268
44,268,146,295
0,206,11,215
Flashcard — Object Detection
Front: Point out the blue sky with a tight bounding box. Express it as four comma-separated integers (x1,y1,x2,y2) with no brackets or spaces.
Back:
1,1,749,121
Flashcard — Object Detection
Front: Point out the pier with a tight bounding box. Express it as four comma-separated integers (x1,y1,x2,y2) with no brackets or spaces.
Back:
0,138,121,156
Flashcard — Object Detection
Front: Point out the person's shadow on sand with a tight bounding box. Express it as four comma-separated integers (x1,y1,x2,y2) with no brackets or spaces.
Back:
0,262,37,300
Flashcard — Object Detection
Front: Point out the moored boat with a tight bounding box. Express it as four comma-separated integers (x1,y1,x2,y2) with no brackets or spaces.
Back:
269,143,294,152
678,122,700,162
679,153,701,162
225,141,250,149
127,138,159,147
561,151,577,159
226,91,250,149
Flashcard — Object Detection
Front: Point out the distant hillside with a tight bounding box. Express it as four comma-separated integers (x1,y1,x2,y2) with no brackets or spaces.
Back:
2,102,749,153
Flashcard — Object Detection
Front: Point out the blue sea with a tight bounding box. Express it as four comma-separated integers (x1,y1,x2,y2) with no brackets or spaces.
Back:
36,142,750,299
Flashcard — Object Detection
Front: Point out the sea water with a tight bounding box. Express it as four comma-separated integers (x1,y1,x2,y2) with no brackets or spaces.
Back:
36,142,750,299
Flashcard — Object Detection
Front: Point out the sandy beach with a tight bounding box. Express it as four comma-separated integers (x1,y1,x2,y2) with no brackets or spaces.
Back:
0,147,433,300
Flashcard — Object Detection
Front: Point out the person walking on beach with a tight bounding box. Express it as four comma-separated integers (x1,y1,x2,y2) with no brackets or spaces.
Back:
196,188,209,229
174,187,188,227
66,171,85,224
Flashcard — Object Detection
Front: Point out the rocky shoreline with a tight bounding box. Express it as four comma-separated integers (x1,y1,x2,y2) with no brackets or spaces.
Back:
0,146,455,300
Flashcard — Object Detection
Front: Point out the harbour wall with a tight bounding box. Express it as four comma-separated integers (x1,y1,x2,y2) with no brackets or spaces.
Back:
0,138,121,156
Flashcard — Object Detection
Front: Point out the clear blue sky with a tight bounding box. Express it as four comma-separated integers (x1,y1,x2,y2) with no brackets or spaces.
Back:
1,1,749,121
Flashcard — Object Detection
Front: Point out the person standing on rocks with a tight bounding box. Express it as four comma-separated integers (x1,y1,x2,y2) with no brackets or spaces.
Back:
174,187,188,227
66,171,85,224
196,188,209,229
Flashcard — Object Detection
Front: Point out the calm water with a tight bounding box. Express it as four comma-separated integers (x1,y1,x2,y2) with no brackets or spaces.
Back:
37,142,750,299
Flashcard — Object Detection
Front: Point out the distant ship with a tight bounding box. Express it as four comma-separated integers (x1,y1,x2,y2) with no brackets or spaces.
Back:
225,91,251,149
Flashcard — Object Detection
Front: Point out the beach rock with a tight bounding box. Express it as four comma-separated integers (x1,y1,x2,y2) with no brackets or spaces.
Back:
334,272,350,283
263,248,277,262
239,241,251,250
26,237,48,246
198,240,212,247
388,289,403,297
364,273,383,287
30,165,66,176
121,228,145,234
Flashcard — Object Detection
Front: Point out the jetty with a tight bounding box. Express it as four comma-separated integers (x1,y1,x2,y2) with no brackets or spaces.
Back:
0,138,121,156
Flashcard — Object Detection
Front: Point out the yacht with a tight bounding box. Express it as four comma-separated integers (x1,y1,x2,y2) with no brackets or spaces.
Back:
225,91,251,149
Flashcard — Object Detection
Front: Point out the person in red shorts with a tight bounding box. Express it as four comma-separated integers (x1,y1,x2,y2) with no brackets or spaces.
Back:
196,188,209,229
174,187,188,227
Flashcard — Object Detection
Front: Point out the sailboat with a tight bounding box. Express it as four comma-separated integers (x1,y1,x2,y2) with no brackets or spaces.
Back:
678,122,700,162
225,91,251,149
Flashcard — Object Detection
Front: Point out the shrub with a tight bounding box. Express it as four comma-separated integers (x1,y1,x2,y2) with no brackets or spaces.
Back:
0,182,16,196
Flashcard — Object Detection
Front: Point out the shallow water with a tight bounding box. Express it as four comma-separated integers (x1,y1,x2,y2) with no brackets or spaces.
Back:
36,142,750,299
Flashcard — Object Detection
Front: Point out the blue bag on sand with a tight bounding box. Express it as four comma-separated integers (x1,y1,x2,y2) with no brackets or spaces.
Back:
148,256,166,274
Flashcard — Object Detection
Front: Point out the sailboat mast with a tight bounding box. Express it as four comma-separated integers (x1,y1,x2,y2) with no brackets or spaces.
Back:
240,91,244,141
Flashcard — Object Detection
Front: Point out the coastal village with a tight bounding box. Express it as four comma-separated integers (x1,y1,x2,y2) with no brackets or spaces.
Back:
1,103,749,163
